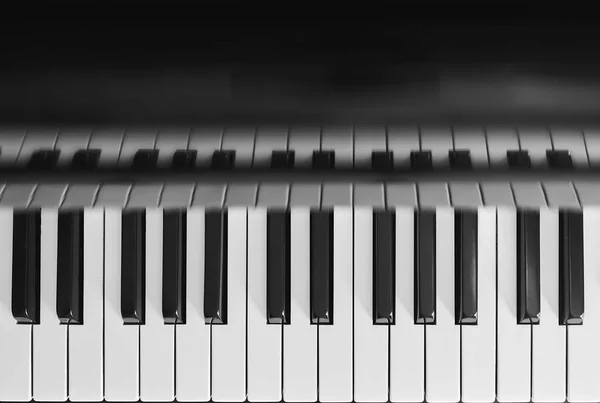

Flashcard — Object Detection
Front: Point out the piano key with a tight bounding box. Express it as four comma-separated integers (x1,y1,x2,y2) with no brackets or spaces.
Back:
16,128,57,167
104,208,139,401
410,150,432,171
211,150,235,169
486,126,519,168
543,181,580,209
318,206,353,402
131,149,159,171
354,206,388,402
414,209,436,324
288,126,320,169
28,149,60,170
71,149,101,171
517,209,541,324
321,125,353,169
121,209,146,324
61,185,99,210
420,125,452,169
270,150,295,169
388,125,419,170
55,128,91,168
386,183,418,208
253,126,288,168
310,210,333,324
373,209,395,324
449,149,472,170
283,207,317,402
0,127,26,165
87,128,124,168
507,150,532,168
162,209,186,324
247,207,282,402
12,209,41,324
203,209,227,324
140,208,175,401
371,150,394,172
312,150,335,170
155,128,189,169
212,207,247,402
583,128,600,168
551,127,589,168
454,209,478,324
0,208,32,401
546,149,573,169
559,210,584,325
221,126,255,168
354,125,386,168
453,126,488,169
56,210,84,324
518,127,552,168
33,209,67,401
68,208,104,402
267,209,290,324
532,208,566,402
171,149,197,170
188,126,222,168
175,208,210,402
117,129,156,168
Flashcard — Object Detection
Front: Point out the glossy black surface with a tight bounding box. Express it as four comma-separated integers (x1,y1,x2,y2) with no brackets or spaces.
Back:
267,210,291,324
371,151,394,172
28,149,60,170
559,209,584,325
162,209,186,324
373,210,395,325
132,149,159,171
516,209,541,325
121,210,146,324
449,149,472,170
211,150,236,169
310,210,334,324
414,209,436,324
312,150,335,170
271,150,295,169
410,151,432,171
507,150,531,168
56,210,84,325
71,149,101,171
547,149,574,169
204,210,227,324
172,149,197,169
455,210,478,325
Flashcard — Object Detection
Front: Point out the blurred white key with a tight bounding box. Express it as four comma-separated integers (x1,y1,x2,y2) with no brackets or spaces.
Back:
104,209,139,401
0,209,32,401
212,207,247,402
486,126,519,168
33,209,67,401
69,208,104,401
321,126,353,169
354,207,387,402
283,208,317,402
425,208,459,403
0,128,26,165
176,208,210,401
247,208,281,402
319,207,353,402
420,126,453,169
140,209,174,402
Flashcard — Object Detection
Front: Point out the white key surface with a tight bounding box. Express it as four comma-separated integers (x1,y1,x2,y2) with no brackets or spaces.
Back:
288,127,320,169
420,126,453,169
486,126,519,168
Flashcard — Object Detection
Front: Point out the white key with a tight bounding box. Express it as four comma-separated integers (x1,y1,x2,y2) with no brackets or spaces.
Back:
461,207,496,403
176,208,210,401
55,128,91,168
354,126,386,168
89,129,125,168
118,129,156,168
17,128,57,166
420,126,453,169
568,207,600,402
319,207,353,402
104,209,139,401
425,207,460,403
453,126,488,169
486,126,519,168
33,209,67,401
390,208,424,402
583,129,600,168
212,207,247,402
221,127,255,168
354,207,387,402
551,128,589,168
0,209,32,401
140,209,174,401
253,126,288,168
69,208,104,401
0,128,26,165
387,125,419,170
247,208,281,402
283,208,317,402
155,128,189,168
518,127,551,168
188,127,222,168
496,207,531,402
532,208,565,402
288,127,320,169
321,126,353,169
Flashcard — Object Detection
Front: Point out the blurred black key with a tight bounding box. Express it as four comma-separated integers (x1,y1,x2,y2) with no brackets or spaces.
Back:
28,149,60,170
271,150,295,169
507,150,531,169
455,210,478,324
559,210,584,325
71,149,101,171
204,210,227,324
415,209,436,324
163,210,186,324
121,210,146,324
312,150,335,170
267,210,291,324
449,150,472,170
211,150,236,169
132,149,159,171
547,149,573,169
517,210,540,325
373,210,395,324
11,209,41,324
372,151,394,172
56,210,84,325
410,151,432,171
172,149,197,169
310,210,334,324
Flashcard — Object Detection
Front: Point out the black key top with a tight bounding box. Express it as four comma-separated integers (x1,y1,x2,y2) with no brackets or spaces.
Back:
373,210,395,324
11,209,41,324
271,150,295,169
547,149,573,169
372,151,394,172
267,210,291,324
415,209,436,324
204,210,227,324
310,210,334,324
56,210,84,325
172,149,197,169
559,210,584,325
449,150,472,170
162,210,186,324
28,149,60,170
132,149,159,171
211,150,236,169
455,210,478,324
312,150,335,170
516,209,541,325
71,149,101,171
410,151,432,171
507,150,531,169
121,210,146,324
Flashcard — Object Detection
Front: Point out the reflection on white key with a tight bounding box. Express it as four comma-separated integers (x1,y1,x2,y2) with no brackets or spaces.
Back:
33,210,67,401
461,207,496,403
284,208,317,402
0,209,32,401
176,209,210,401
568,207,600,402
141,209,174,401
497,207,530,402
69,209,104,401
104,209,139,401
425,208,459,403
354,207,387,402
390,208,424,402
212,208,247,402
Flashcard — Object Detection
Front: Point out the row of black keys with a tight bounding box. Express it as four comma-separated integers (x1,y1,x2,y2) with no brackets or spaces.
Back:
12,147,578,171
11,208,584,326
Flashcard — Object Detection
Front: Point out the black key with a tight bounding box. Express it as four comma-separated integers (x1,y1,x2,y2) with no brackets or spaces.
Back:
204,210,227,324
267,210,291,324
172,149,197,169
547,149,573,169
56,210,84,325
121,210,146,324
312,150,335,170
371,151,394,172
71,149,101,171
11,209,41,324
410,151,432,171
162,210,186,324
211,150,236,169
415,209,436,324
507,150,531,169
132,149,159,171
516,209,541,325
310,210,334,324
271,150,295,169
28,149,60,170
559,210,584,325
449,150,472,170
373,210,395,324
455,210,478,324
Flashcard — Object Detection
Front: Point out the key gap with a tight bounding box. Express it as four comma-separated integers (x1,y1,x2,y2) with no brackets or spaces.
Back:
67,324,70,398
387,324,391,402
102,209,106,399
566,324,569,401
529,324,533,402
209,321,213,400
316,323,320,402
352,206,355,401
459,324,462,402
494,208,499,399
280,323,284,401
245,209,249,399
173,322,177,399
